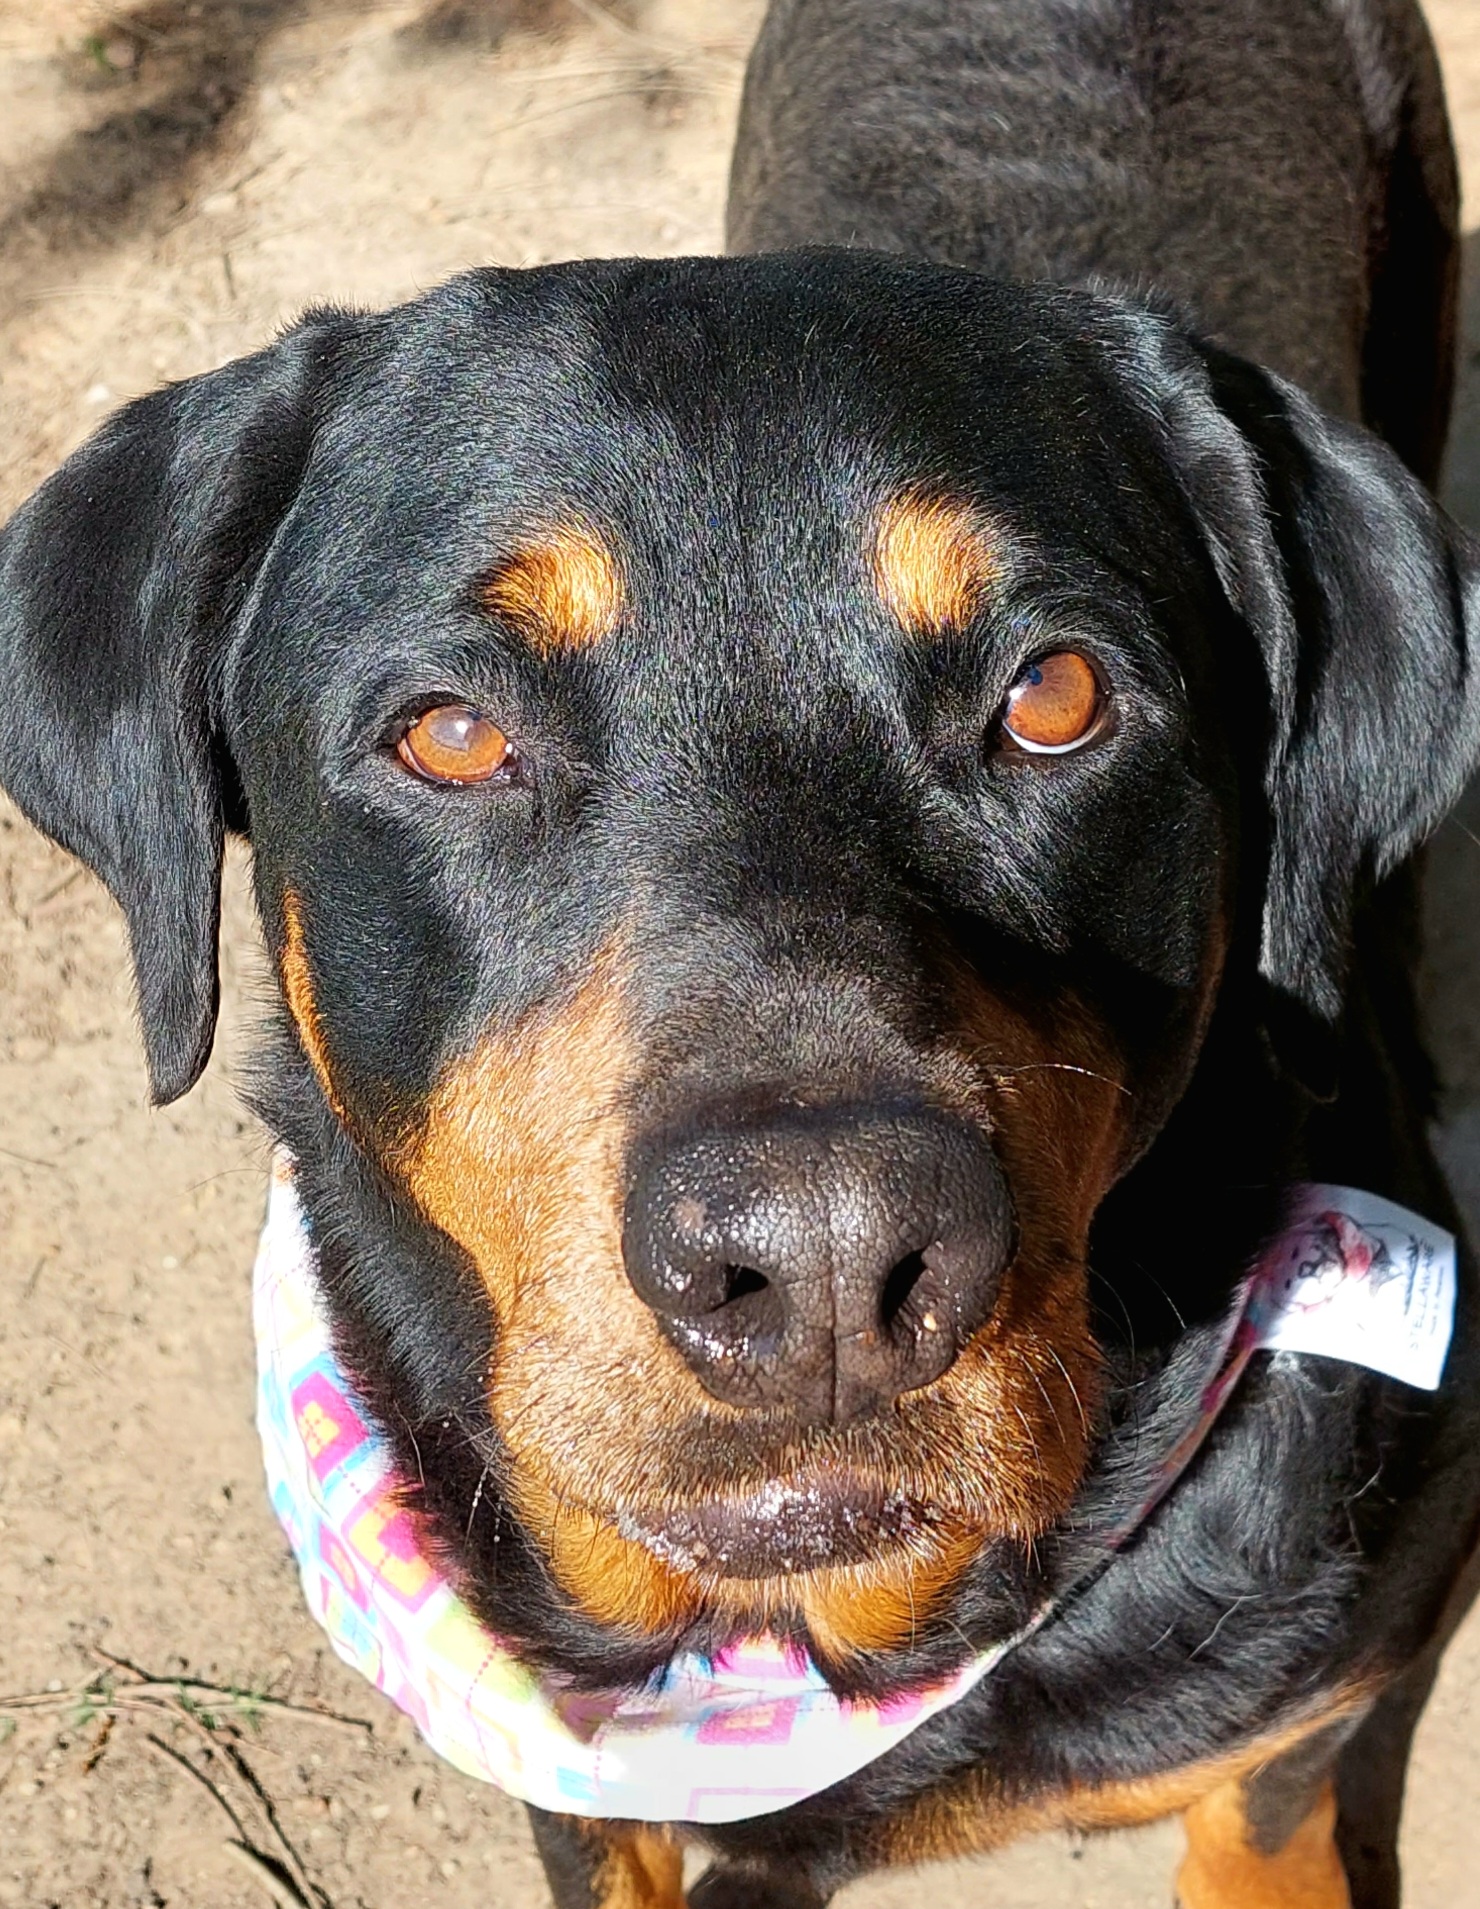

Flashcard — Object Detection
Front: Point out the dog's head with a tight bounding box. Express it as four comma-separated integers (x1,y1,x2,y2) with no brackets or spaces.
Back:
3,252,1476,1684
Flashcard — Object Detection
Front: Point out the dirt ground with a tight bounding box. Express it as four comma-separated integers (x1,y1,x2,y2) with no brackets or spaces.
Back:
0,3,1478,1904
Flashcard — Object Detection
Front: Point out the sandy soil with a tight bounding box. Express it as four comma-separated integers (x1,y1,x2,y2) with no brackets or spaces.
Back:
0,3,1478,1904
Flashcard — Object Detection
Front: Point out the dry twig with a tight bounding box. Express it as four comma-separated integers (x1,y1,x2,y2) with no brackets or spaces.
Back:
1,1649,361,1909
225,1840,317,1909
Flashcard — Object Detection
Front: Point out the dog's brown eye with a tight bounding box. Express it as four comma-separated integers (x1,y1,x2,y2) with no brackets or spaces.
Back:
1001,651,1103,754
397,705,514,784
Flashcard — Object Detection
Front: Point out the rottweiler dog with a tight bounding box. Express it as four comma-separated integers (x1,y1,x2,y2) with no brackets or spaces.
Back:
2,0,1479,1904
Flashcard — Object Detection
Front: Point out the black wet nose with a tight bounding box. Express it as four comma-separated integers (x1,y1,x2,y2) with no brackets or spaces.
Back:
622,1102,1015,1424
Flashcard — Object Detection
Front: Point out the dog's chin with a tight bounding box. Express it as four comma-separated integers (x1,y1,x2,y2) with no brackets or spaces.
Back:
616,1471,948,1578
619,1486,1041,1695
504,1444,1057,1661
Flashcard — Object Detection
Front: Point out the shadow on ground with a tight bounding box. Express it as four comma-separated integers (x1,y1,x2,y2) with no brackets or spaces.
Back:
0,0,644,313
0,0,303,276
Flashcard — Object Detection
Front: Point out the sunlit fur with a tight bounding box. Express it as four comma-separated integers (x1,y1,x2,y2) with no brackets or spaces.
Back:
281,890,347,1124
869,1687,1373,1875
481,523,624,653
872,491,1002,637
590,1825,686,1909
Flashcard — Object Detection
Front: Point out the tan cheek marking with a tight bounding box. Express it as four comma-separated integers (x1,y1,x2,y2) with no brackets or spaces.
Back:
795,1521,984,1658
395,947,1130,1653
281,890,347,1122
516,1468,985,1654
396,951,715,1637
483,525,623,654
514,1477,703,1638
906,973,1133,1553
873,491,1000,635
452,961,1121,1647
1178,1778,1349,1909
399,951,633,1326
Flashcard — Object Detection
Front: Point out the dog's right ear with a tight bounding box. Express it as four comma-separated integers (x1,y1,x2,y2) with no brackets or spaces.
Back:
0,311,353,1104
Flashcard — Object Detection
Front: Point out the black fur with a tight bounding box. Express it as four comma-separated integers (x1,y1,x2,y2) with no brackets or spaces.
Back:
726,0,1460,472
1,2,1478,1905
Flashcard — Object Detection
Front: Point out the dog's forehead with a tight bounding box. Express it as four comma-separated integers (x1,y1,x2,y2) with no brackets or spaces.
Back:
290,255,1184,582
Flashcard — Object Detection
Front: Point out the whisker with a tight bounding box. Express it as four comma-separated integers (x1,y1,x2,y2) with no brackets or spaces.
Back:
1024,1365,1066,1448
466,1463,493,1541
986,1061,1131,1096
1044,1345,1089,1437
1133,1262,1189,1333
1011,1405,1044,1472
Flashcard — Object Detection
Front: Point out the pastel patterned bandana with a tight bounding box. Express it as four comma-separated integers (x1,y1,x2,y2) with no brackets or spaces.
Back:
253,1162,1455,1823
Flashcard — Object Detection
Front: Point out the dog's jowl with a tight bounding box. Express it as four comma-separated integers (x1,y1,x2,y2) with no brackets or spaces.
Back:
3,2,1480,1905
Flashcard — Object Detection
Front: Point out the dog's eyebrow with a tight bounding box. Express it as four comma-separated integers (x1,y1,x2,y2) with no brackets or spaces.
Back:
872,491,1001,636
481,525,623,654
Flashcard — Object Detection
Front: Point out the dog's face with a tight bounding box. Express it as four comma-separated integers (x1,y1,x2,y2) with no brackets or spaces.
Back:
241,260,1235,1657
2,252,1476,1681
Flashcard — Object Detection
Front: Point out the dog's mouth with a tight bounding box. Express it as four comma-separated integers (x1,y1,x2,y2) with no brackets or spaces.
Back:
616,1470,952,1579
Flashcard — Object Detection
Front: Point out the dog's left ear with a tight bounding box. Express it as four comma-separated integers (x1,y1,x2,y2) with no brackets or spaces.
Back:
1144,331,1480,1029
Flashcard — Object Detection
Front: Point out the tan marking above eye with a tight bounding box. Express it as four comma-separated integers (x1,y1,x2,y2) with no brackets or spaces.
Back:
1002,651,1104,753
873,491,1000,636
397,706,513,784
482,525,623,654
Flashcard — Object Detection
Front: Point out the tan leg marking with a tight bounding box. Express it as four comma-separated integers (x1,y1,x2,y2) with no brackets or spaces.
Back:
1178,1779,1349,1909
591,1825,686,1909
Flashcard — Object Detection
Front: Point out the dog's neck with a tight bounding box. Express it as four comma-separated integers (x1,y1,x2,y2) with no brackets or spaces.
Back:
255,1163,1455,1822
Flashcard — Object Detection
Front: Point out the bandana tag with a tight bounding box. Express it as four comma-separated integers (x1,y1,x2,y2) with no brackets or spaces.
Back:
1248,1185,1455,1391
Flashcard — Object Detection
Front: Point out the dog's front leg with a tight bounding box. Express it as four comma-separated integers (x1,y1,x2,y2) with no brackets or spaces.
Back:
527,1807,687,1909
687,1862,833,1908
1178,1779,1349,1909
1177,1716,1366,1909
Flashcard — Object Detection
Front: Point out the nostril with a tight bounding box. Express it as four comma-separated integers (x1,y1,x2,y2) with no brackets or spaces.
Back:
879,1249,928,1330
722,1263,770,1306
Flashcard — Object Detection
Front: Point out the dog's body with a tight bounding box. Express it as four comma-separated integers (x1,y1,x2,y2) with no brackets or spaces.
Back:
728,0,1461,481
3,3,1479,1906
